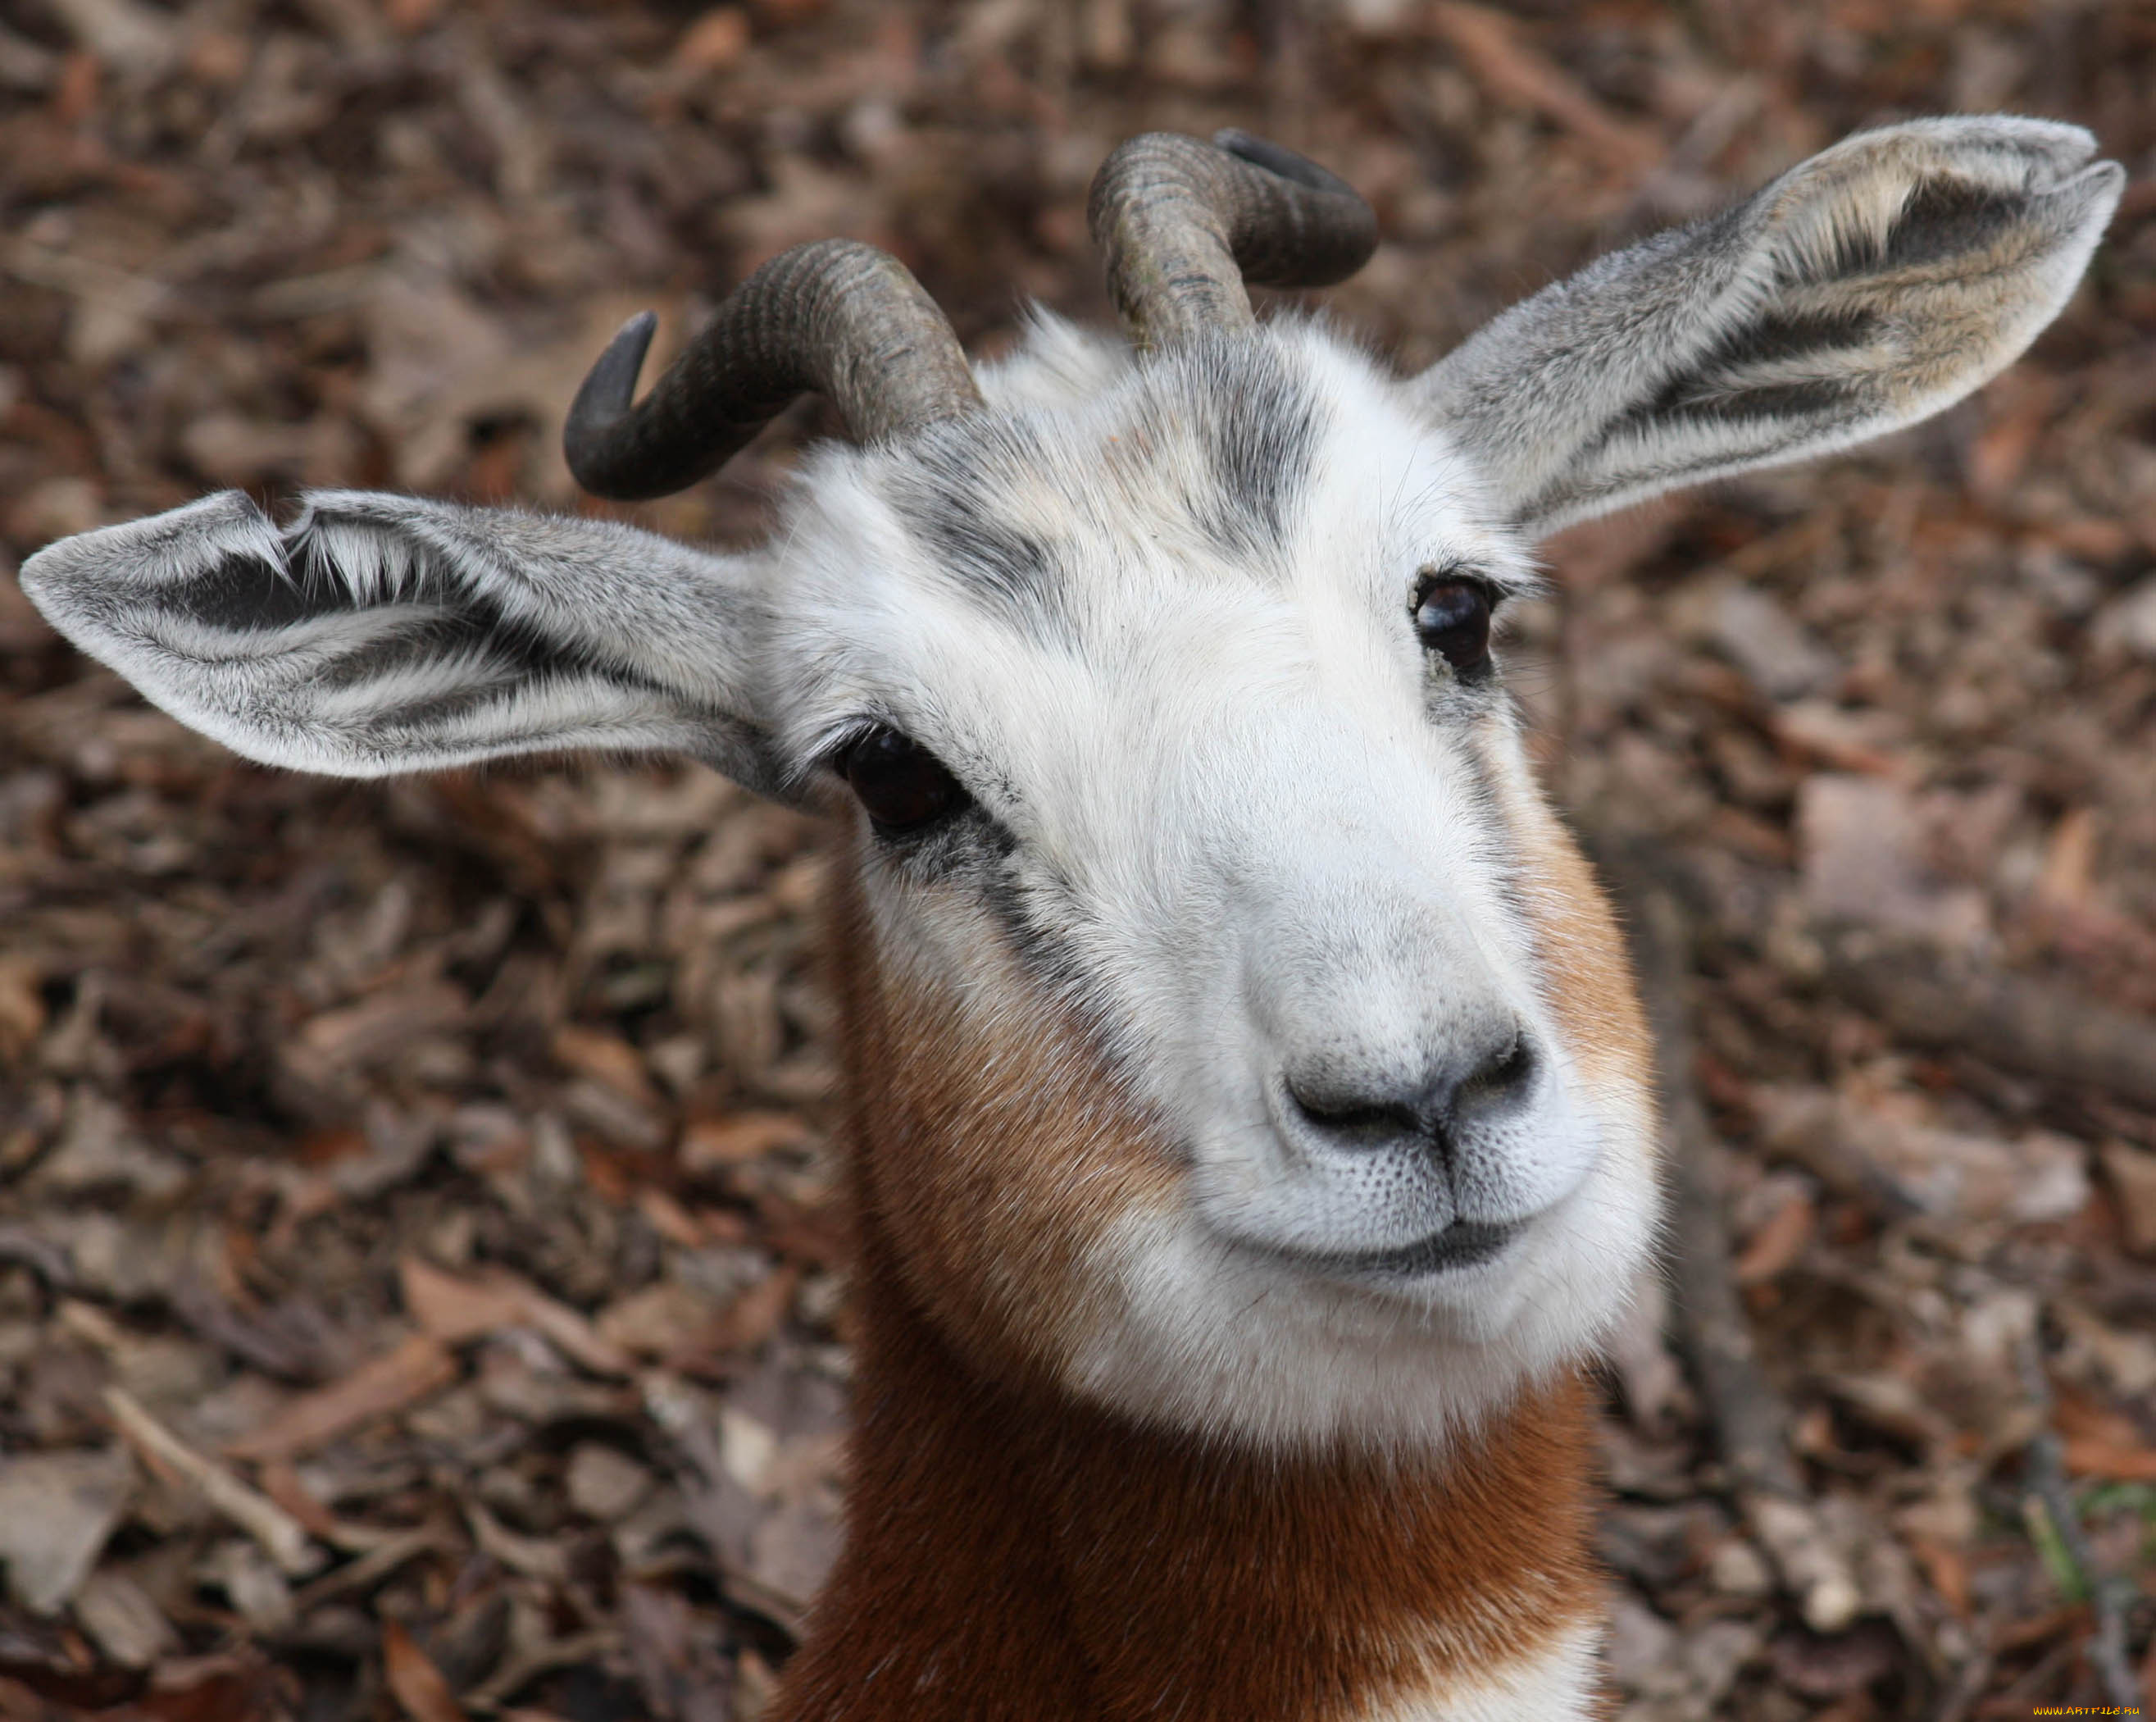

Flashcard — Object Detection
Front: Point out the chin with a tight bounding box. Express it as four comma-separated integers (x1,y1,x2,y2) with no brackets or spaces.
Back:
1062,1128,1659,1452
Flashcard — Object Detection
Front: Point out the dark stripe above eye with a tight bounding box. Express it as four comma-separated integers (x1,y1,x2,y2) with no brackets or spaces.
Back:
1198,344,1321,561
884,434,1074,642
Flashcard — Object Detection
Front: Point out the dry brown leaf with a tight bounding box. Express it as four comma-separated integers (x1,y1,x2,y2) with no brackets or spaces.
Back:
747,1495,842,1608
385,0,447,30
660,1264,800,1376
2052,1386,2144,1447
551,1025,659,1108
292,982,468,1069
1997,1602,2094,1653
636,1185,706,1248
707,1264,798,1355
2034,808,2100,914
2099,1141,2156,1255
225,1334,458,1463
465,1500,571,1583
1798,776,1988,947
0,957,46,1058
598,1281,725,1360
680,1110,810,1171
0,1446,133,1615
1771,703,1907,781
566,1444,652,1522
2052,1383,2156,1481
383,1618,468,1722
72,1568,179,1669
675,7,751,71
1965,372,2057,503
1733,1190,1816,1287
1905,1535,1970,1619
400,1256,529,1343
2059,1437,2156,1483
400,1257,632,1377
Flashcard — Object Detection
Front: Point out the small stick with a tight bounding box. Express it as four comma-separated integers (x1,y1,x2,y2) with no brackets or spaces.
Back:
1928,1620,1999,1722
2014,1328,2143,1711
102,1386,322,1577
1813,930,2156,1112
1596,834,1862,1633
1626,843,2156,1113
0,1223,74,1290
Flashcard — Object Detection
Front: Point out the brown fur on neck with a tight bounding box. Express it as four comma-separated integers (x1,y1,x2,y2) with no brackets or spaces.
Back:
771,1232,1599,1722
766,858,1604,1720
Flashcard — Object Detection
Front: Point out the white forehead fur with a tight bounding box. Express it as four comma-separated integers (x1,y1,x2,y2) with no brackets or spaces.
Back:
764,317,1533,777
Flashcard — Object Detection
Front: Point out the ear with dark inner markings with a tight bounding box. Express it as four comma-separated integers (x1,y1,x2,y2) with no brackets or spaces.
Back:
1406,117,2123,538
16,489,802,804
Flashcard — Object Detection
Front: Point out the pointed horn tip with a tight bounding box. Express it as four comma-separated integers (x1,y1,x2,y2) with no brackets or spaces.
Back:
564,311,661,494
581,311,660,415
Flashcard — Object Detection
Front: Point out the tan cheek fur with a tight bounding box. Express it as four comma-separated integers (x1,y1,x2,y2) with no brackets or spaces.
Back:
826,851,1180,1385
1476,720,1657,1147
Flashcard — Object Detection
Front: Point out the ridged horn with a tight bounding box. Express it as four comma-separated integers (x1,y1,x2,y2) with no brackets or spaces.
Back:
1086,130,1379,350
564,237,982,502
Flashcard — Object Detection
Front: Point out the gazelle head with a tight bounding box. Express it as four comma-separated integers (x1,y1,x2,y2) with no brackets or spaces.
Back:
23,121,2118,1450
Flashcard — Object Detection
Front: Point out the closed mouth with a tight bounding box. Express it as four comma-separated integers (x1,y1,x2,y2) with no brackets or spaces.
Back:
1275,1218,1520,1278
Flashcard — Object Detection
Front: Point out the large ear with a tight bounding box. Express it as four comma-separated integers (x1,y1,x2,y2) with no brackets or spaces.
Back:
1407,118,2123,538
18,489,799,800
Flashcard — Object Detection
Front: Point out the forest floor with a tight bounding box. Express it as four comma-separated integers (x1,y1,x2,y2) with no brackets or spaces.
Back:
2,1,2154,1717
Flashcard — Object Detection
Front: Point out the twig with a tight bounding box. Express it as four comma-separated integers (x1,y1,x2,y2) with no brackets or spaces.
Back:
102,1386,323,1578
1595,832,1862,1633
462,1628,621,1712
289,1525,446,1614
1985,1633,2089,1716
1928,1616,1999,1722
2013,1328,2143,1711
1631,844,2156,1112
1628,864,1803,1497
1812,927,2156,1112
0,1222,75,1291
1428,2,1662,175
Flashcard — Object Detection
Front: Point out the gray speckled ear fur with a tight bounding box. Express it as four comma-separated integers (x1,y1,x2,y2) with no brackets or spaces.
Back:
1408,117,2123,537
17,489,797,800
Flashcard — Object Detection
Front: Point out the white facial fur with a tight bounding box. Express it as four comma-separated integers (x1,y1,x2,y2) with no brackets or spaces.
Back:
765,319,1658,1443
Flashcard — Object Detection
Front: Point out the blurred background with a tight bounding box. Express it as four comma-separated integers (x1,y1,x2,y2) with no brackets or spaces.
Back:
1,2,2153,1718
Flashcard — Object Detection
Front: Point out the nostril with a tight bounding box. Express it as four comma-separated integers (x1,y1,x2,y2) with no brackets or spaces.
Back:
1461,1032,1536,1114
1284,1073,1420,1150
1281,1027,1537,1155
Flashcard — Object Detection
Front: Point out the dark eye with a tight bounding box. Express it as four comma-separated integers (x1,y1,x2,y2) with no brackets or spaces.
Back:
837,727,971,836
1412,572,1494,675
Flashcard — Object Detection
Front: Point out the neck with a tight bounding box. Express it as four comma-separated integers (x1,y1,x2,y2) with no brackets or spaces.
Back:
769,1237,1606,1722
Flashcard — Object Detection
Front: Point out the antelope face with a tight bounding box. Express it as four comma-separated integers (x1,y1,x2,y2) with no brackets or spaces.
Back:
779,323,1659,1445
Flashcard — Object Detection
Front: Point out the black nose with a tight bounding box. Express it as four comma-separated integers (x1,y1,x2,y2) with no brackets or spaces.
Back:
1284,1031,1537,1156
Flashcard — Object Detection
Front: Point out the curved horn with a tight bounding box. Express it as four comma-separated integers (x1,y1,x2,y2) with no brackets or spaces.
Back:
1086,130,1378,351
565,238,982,501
